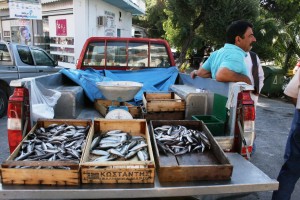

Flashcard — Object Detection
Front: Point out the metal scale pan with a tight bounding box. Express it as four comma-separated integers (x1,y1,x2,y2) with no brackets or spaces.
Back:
96,81,143,119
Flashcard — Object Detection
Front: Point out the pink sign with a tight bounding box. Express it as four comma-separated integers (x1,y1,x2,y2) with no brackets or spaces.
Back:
56,19,67,36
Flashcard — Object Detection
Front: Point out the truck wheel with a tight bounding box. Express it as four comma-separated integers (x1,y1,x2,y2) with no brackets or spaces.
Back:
0,89,8,118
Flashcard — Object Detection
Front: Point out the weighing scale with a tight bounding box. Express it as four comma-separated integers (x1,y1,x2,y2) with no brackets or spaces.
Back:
96,81,143,119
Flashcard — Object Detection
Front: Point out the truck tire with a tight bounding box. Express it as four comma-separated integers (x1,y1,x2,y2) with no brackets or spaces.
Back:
0,88,8,118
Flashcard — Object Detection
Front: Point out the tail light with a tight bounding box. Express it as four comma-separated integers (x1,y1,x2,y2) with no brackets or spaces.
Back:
7,87,30,153
235,91,255,159
243,105,255,121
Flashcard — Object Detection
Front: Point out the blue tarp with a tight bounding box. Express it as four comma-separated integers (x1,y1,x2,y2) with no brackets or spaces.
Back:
60,67,179,104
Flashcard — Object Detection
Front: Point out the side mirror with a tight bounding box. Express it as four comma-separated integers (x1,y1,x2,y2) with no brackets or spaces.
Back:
54,60,58,66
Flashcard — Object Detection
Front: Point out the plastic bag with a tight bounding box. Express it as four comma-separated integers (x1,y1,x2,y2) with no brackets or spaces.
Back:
27,79,61,122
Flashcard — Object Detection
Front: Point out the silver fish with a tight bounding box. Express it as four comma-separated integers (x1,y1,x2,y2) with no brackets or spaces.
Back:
91,149,110,156
129,143,148,152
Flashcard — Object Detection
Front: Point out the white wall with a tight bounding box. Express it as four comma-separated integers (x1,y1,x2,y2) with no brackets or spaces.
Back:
74,0,133,63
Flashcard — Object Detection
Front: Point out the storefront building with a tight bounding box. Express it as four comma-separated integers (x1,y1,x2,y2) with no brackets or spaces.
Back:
0,0,145,68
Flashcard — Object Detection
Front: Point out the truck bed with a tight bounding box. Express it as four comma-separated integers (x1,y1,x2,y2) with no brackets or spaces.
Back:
0,153,277,199
4,72,278,198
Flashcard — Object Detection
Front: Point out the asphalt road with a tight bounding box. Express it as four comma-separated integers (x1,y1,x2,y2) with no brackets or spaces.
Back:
0,96,299,200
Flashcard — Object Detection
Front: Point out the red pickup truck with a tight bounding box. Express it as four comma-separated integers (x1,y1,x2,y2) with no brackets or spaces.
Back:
2,37,278,199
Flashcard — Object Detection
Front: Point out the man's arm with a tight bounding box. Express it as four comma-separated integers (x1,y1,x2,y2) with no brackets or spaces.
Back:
190,68,212,79
290,97,297,106
215,67,252,84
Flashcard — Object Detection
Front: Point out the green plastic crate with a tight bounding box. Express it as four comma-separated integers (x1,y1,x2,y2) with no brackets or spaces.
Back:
192,115,225,136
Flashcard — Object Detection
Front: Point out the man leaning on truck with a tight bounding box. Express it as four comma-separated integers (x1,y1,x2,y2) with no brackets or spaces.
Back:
190,20,255,85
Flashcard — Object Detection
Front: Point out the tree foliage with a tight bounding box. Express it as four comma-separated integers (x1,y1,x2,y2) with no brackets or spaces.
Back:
134,0,300,72
163,0,259,66
133,0,167,38
259,0,300,72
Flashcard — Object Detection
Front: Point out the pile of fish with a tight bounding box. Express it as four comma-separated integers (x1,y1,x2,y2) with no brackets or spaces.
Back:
89,130,149,162
154,125,211,156
12,123,90,169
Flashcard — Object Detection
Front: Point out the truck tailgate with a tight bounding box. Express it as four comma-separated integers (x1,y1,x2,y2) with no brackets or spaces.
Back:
0,153,278,199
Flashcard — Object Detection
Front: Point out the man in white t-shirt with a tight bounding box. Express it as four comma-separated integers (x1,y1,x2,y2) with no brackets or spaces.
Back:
272,69,300,200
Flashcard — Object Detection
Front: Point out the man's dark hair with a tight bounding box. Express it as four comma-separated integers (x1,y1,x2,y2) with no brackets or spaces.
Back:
226,20,253,44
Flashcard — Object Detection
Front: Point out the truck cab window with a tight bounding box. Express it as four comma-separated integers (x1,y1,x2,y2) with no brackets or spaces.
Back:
128,42,148,68
16,46,34,65
83,42,105,66
150,44,170,67
107,41,127,67
31,49,54,66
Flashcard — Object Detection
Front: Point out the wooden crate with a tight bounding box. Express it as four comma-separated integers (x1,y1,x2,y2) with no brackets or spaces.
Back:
94,99,141,118
142,92,185,112
143,111,185,121
150,120,233,182
81,119,155,184
0,119,93,185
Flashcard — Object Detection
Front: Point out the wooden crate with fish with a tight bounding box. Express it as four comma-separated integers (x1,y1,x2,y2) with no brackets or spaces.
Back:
142,92,185,120
150,120,233,182
94,99,141,118
80,119,155,184
0,119,93,185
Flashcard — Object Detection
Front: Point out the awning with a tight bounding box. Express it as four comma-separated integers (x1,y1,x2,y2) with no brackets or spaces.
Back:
0,0,59,10
102,0,145,15
0,2,8,10
41,0,60,3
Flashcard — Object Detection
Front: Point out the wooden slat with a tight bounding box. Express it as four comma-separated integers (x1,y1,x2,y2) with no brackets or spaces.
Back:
81,168,155,184
143,111,185,121
1,168,79,185
2,160,79,168
158,154,178,167
158,165,233,182
143,92,186,112
176,152,219,166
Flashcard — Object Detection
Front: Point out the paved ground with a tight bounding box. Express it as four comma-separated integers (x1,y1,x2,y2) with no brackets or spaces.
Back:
212,95,299,200
0,95,299,199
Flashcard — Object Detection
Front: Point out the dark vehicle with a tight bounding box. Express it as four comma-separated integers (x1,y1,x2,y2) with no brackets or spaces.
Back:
0,41,63,118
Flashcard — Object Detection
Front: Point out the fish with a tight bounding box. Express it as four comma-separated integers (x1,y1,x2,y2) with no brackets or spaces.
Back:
90,135,102,150
11,123,90,169
108,149,124,157
129,143,148,152
124,150,138,160
91,149,110,156
153,125,211,156
88,130,149,162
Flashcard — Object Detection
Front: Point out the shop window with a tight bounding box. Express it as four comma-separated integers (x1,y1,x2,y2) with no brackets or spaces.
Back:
34,18,50,53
